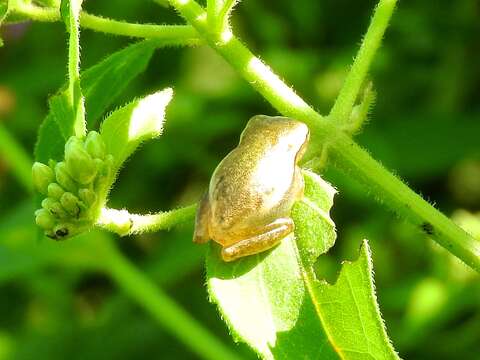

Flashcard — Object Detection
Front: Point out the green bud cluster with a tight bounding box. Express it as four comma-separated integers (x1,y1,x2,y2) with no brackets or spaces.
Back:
33,131,114,240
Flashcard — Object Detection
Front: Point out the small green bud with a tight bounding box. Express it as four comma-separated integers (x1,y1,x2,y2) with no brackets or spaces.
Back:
60,192,80,217
84,131,106,159
32,162,55,194
94,158,105,173
35,209,56,230
65,136,97,184
99,154,114,179
47,183,65,200
42,198,67,218
55,162,77,193
78,188,97,207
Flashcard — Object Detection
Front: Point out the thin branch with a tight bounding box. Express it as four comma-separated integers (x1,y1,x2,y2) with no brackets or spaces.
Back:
329,0,397,123
97,205,197,236
10,3,201,43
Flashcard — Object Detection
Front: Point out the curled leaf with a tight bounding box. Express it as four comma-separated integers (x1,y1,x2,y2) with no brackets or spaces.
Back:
100,88,173,169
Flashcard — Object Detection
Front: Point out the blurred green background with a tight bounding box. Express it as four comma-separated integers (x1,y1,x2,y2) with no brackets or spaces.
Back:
1,0,480,359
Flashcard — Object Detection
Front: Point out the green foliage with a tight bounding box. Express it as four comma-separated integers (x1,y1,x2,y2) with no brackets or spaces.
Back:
34,40,157,164
33,39,163,240
33,86,173,239
208,171,397,359
1,0,479,359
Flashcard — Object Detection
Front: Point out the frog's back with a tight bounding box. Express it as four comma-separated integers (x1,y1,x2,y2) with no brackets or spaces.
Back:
208,138,297,233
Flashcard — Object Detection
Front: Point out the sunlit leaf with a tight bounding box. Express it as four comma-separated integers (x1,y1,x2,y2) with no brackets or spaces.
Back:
100,88,173,169
207,170,398,359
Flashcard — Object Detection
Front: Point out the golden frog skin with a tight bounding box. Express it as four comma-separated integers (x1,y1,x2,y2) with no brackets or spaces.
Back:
193,115,309,262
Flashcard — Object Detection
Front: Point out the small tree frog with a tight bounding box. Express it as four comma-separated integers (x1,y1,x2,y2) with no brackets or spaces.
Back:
193,115,309,261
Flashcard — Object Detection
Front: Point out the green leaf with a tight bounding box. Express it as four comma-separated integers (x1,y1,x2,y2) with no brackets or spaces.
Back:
311,240,398,359
100,88,173,170
82,40,157,128
35,40,158,164
207,170,398,359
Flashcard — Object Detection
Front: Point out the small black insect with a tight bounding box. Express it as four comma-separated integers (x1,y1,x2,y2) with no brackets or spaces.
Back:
421,222,434,235
55,228,69,238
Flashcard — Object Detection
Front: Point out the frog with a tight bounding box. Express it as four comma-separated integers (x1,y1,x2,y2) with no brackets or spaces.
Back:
193,115,310,262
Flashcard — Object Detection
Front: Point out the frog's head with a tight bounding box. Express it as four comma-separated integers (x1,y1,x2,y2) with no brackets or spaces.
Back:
240,115,309,161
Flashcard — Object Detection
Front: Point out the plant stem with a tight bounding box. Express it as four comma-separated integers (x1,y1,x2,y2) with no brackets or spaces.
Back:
104,243,242,360
63,0,86,137
80,13,200,42
329,0,397,123
11,3,201,43
167,0,480,272
97,205,197,236
0,123,33,192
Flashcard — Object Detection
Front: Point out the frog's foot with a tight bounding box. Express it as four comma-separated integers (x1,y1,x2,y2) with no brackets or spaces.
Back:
221,218,294,262
193,192,211,244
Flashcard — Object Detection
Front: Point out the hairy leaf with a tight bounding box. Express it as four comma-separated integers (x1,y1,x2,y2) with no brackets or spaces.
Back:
35,40,158,164
100,88,173,170
82,40,157,128
207,170,398,359
311,240,398,359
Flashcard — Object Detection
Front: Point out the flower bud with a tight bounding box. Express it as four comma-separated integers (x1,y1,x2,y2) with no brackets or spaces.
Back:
94,158,105,174
55,162,77,193
47,183,65,200
32,162,54,195
35,209,56,230
99,154,114,180
60,192,80,216
84,131,106,159
65,136,97,184
78,188,97,207
42,198,67,218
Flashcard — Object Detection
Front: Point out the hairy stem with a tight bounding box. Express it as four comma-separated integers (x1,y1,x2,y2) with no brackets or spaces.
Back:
10,3,201,43
167,0,480,272
103,242,241,360
63,0,86,137
329,0,397,123
97,205,197,236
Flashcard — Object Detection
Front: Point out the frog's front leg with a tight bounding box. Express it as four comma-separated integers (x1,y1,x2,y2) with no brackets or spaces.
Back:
193,192,211,244
221,218,294,262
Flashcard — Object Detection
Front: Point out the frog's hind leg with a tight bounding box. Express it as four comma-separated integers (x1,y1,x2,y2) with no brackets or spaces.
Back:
221,218,294,262
193,192,211,244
